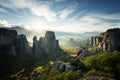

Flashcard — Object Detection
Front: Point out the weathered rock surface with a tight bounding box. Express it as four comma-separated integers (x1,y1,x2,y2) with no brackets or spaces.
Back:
0,28,32,55
14,34,32,54
0,28,17,46
32,31,62,55
90,28,120,51
77,47,94,59
0,29,62,56
33,36,38,54
53,61,75,72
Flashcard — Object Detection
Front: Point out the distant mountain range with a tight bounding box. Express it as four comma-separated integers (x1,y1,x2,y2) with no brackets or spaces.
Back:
0,26,30,35
55,31,100,40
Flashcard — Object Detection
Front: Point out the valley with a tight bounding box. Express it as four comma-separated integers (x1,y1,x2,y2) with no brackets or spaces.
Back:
0,28,120,80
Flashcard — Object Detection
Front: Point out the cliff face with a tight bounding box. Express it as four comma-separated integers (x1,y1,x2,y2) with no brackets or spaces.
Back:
0,28,17,46
14,34,32,54
32,31,62,55
0,28,62,56
90,28,120,51
0,28,32,55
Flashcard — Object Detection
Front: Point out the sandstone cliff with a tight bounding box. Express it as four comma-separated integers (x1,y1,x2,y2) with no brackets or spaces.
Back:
90,28,120,51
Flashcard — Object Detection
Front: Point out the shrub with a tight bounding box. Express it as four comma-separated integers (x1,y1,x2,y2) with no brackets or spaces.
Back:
70,59,85,70
64,70,83,80
84,69,113,78
83,51,120,79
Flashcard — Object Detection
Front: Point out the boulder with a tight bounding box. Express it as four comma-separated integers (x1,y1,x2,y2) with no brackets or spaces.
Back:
53,61,75,72
53,61,62,69
59,64,65,72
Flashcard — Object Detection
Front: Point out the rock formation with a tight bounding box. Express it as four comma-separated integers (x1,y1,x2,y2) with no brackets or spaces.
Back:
0,28,32,55
0,28,17,46
14,34,32,54
90,28,120,51
53,61,75,72
0,28,62,56
32,31,62,55
33,36,38,54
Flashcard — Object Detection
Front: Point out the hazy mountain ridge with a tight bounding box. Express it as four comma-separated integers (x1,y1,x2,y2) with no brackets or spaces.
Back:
55,31,100,39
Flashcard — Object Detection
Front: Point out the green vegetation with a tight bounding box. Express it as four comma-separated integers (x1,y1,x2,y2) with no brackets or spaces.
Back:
62,47,78,56
84,69,113,78
82,51,120,79
38,68,83,80
88,47,99,52
66,39,90,48
2,46,120,80
0,53,37,80
88,47,102,54
36,66,83,80
10,51,120,80
0,50,69,80
11,62,84,80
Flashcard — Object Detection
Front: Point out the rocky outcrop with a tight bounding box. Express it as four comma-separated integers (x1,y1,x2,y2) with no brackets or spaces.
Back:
0,28,32,55
0,28,17,46
44,31,61,53
90,28,120,51
32,31,62,55
0,29,62,55
14,34,32,54
0,28,17,54
53,61,75,72
33,36,38,54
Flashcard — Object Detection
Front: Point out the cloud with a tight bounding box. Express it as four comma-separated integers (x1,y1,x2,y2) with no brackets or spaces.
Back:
0,0,119,33
54,0,64,2
67,10,87,21
0,12,120,33
0,0,57,22
0,0,78,22
30,4,57,21
0,19,32,31
28,18,49,30
0,20,11,27
59,9,75,20
52,13,120,32
80,13,120,24
0,0,27,9
25,13,120,33
0,8,7,13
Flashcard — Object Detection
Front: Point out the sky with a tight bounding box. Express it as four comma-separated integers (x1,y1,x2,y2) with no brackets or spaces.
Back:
0,0,120,33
